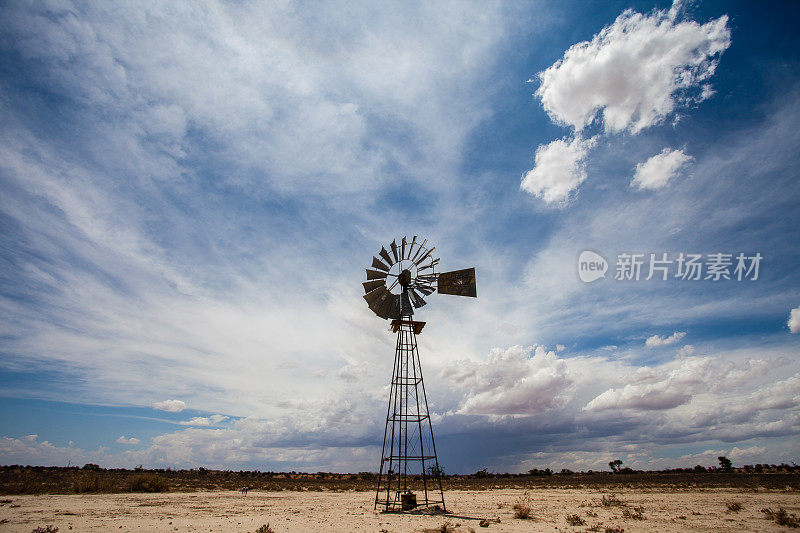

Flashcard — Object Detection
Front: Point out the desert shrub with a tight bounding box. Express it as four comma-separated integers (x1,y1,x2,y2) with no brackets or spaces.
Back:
32,527,59,533
726,501,742,512
600,493,625,507
512,492,533,519
253,525,275,533
566,514,586,525
622,507,645,520
604,527,625,533
126,474,168,493
762,508,800,528
71,473,113,493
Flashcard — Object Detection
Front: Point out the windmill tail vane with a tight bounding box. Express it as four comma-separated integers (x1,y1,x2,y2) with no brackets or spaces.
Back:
363,236,476,513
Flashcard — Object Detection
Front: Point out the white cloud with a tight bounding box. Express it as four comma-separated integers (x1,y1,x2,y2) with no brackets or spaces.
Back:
788,306,800,333
441,345,571,416
646,331,686,347
535,4,730,134
179,414,229,426
583,355,771,412
116,435,141,445
153,400,186,412
675,344,695,359
631,148,693,190
520,135,597,204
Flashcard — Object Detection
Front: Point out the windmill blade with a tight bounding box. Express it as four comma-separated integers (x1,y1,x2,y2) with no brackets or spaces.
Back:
379,246,394,266
414,246,435,266
416,283,435,296
408,236,417,259
387,294,402,319
401,236,407,259
411,239,427,261
417,274,438,284
366,269,388,280
390,239,399,263
363,279,385,293
364,286,390,306
372,257,390,272
437,267,477,297
417,258,440,271
408,288,427,308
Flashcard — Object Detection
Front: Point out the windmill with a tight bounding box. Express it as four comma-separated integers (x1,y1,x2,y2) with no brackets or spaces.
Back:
364,236,476,512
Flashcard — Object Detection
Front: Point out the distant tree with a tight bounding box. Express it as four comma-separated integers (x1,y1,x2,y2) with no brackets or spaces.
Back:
718,456,733,472
609,459,623,473
560,468,574,476
82,463,101,471
693,464,706,472
426,464,445,477
474,468,490,478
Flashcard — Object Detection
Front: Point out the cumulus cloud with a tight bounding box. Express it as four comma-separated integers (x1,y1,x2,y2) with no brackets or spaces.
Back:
646,331,686,347
583,355,771,411
441,345,571,416
523,1,730,204
535,4,731,134
520,136,597,204
179,414,229,426
116,435,141,445
631,148,693,190
153,400,186,412
788,306,800,333
675,344,695,359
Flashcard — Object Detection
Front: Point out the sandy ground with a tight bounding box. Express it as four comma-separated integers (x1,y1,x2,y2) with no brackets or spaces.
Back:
1,488,798,532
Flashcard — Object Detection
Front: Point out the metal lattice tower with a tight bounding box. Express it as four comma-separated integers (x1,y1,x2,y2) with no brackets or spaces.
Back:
362,236,476,513
375,317,444,512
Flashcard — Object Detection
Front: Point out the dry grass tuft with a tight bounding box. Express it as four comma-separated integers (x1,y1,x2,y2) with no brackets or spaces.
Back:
599,493,625,507
253,525,275,533
604,527,625,533
566,514,586,525
726,501,742,512
512,492,533,519
621,506,645,520
762,508,800,528
31,527,59,533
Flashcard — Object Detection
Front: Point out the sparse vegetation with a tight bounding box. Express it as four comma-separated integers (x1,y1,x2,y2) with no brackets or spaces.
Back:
31,527,59,533
600,493,625,507
762,508,800,528
126,474,168,492
512,492,533,519
621,506,645,520
566,513,586,525
726,501,742,512
604,527,625,533
585,509,598,517
253,525,275,533
1,464,799,494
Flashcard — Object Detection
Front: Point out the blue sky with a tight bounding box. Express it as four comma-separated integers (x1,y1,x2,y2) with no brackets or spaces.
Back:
1,0,798,473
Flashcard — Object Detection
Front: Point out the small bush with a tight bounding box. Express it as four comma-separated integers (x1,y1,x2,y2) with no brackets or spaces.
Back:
762,508,800,528
32,527,59,533
604,527,625,533
566,514,586,525
726,501,742,512
512,492,533,519
600,494,625,507
622,507,645,520
126,474,168,493
253,525,275,533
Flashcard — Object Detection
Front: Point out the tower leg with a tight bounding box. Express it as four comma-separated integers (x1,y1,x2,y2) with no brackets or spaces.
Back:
374,320,445,512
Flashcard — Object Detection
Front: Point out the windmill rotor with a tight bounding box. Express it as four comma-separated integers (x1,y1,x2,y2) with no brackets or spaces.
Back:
363,236,476,320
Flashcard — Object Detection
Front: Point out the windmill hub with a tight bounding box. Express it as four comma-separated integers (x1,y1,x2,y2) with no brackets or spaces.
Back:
364,236,477,513
399,269,412,288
